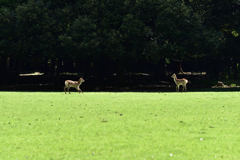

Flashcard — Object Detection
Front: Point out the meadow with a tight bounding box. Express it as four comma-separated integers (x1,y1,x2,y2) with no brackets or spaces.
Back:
0,91,240,160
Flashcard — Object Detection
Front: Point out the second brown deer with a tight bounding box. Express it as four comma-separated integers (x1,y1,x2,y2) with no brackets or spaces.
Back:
171,73,188,92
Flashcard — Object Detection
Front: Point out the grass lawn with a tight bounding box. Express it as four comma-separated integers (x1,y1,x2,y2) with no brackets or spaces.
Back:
0,91,240,160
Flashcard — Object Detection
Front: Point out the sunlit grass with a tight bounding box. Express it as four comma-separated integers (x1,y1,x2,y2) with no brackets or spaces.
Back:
0,92,240,159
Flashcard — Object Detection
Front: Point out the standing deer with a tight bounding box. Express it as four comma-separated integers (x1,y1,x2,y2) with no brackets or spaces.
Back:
64,78,85,94
171,73,188,92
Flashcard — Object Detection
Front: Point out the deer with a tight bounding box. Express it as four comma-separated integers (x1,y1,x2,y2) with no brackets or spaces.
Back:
171,73,188,92
64,78,85,94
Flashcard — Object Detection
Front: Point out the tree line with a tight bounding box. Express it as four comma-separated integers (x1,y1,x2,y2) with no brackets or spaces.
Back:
0,0,240,84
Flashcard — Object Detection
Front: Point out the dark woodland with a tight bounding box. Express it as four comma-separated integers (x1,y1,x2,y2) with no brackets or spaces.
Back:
1,0,240,91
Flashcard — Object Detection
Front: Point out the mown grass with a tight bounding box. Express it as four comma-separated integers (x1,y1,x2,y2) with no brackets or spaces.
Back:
0,91,240,160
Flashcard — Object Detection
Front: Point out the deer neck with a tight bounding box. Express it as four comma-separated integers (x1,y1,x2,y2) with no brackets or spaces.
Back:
78,81,82,85
173,76,178,83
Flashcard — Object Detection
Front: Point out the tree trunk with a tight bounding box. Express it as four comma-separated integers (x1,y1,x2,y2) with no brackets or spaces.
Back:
116,57,126,84
171,60,185,74
179,61,184,74
50,58,56,75
0,56,7,82
43,58,50,75
155,58,167,80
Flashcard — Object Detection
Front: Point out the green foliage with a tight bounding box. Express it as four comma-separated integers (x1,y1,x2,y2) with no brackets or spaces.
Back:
0,0,225,60
15,0,55,58
0,0,240,78
186,0,240,57
0,0,27,9
1,92,240,159
0,7,16,56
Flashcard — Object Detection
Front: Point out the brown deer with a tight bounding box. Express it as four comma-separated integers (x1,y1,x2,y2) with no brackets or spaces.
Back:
171,73,188,92
64,78,85,94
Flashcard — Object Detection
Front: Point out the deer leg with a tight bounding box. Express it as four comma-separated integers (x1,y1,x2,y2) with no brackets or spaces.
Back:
75,87,80,94
79,88,83,94
64,87,66,94
67,87,71,94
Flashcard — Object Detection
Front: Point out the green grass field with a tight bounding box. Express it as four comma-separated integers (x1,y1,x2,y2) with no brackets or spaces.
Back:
1,91,240,160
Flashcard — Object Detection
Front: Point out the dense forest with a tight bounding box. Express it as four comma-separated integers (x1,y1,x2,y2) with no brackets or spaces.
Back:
0,0,240,90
